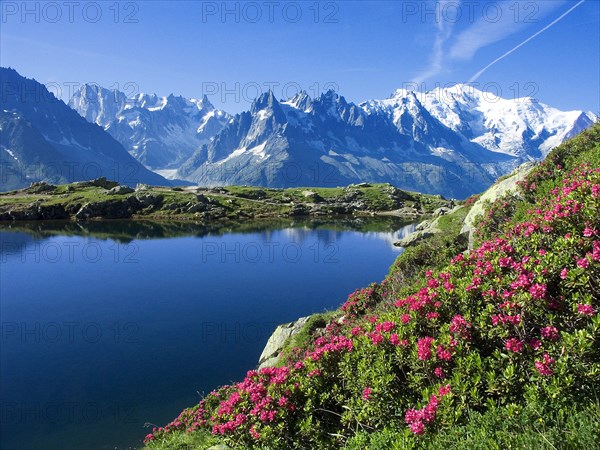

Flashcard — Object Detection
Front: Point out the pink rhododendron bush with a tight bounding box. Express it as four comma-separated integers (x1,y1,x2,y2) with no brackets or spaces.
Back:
145,124,600,449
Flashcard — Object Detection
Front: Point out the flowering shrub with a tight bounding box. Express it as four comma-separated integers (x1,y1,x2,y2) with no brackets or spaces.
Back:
146,124,600,449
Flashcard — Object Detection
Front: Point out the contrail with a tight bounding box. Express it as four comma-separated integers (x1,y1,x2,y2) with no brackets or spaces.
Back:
469,0,586,82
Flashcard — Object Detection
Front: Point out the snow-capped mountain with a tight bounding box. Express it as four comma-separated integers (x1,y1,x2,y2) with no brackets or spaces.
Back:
176,85,595,198
177,90,514,198
0,67,169,191
399,84,595,159
69,85,230,171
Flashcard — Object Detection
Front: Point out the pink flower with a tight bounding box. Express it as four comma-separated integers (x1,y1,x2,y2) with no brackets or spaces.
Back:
438,384,451,396
529,339,542,350
350,326,362,336
436,345,452,361
410,420,425,435
434,366,445,378
535,353,556,376
505,338,524,353
576,257,589,269
529,283,547,300
417,337,434,360
560,268,568,279
370,332,384,346
578,304,596,316
401,314,411,324
362,387,372,400
540,326,559,341
584,227,596,237
389,333,401,346
249,425,260,439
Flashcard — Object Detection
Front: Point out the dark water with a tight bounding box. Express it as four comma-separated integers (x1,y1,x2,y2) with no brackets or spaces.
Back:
0,219,415,450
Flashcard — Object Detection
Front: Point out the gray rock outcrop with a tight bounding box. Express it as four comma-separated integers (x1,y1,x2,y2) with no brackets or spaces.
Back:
258,316,311,369
460,162,536,249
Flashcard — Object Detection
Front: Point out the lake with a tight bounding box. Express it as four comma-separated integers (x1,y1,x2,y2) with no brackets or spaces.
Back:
0,218,415,450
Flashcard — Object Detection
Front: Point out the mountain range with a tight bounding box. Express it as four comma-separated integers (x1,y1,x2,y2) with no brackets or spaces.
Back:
72,79,595,198
0,67,168,191
69,85,230,170
2,67,596,197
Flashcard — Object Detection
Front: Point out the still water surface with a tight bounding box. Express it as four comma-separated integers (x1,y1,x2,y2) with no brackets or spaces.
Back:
0,219,415,449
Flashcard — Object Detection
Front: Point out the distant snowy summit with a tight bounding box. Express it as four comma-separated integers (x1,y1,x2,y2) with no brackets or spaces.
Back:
69,84,230,170
69,80,596,198
374,84,595,158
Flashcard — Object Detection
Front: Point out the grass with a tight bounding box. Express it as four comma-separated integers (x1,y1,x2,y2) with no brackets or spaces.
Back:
343,402,600,450
0,182,455,222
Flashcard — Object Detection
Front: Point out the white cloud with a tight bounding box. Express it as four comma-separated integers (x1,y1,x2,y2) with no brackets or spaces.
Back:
412,0,461,83
412,1,571,84
449,0,565,61
469,0,586,81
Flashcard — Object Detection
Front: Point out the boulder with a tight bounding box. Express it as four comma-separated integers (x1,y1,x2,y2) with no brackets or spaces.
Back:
75,197,141,220
135,183,151,192
72,177,119,190
107,185,135,195
258,316,311,369
461,162,536,249
27,181,56,193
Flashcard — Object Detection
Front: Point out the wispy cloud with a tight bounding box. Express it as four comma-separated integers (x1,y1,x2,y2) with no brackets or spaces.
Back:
469,0,587,81
412,0,460,83
448,1,565,61
412,0,574,84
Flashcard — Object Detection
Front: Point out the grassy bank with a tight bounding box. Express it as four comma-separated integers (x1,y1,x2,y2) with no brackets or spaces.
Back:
0,182,453,222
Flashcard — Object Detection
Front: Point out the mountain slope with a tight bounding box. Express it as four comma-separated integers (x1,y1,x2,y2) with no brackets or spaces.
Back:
0,67,168,190
69,84,230,170
409,84,596,158
177,90,515,199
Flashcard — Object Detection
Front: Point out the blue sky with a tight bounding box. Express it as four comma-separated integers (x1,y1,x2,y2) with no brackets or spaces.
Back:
1,0,598,114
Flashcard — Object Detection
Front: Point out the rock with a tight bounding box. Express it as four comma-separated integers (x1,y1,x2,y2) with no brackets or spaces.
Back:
258,316,311,369
135,183,151,192
416,219,433,231
27,181,56,193
196,194,209,203
394,229,435,247
461,162,536,249
75,197,141,220
107,185,135,195
394,205,464,247
72,177,119,190
302,190,323,202
135,193,162,208
289,204,309,216
341,190,362,202
433,207,450,217
187,202,207,213
0,203,69,220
